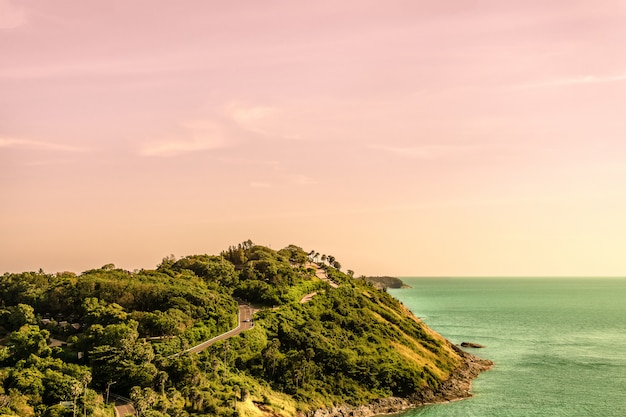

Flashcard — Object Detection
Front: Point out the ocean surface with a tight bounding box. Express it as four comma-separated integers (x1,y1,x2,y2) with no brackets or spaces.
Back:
388,278,626,417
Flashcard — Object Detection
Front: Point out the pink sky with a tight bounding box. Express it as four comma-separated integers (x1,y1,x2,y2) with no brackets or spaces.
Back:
2,0,626,276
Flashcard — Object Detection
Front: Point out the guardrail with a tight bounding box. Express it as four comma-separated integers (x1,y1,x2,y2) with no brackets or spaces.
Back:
109,393,132,403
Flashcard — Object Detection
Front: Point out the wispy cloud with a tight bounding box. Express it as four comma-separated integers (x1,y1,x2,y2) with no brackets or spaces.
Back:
0,137,85,152
229,105,277,128
217,156,281,170
225,103,301,140
0,0,26,30
140,138,220,157
0,60,182,80
139,121,225,157
518,74,626,89
250,181,272,189
22,159,73,167
368,144,476,159
292,174,318,186
248,175,317,190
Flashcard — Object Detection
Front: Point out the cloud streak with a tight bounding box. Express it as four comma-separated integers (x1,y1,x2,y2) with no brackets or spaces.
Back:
226,103,301,140
0,0,26,30
250,181,272,189
0,137,86,152
292,175,317,186
139,121,225,157
368,144,477,159
519,74,626,89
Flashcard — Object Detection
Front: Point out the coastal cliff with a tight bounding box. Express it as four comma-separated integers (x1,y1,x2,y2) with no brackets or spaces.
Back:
304,343,493,417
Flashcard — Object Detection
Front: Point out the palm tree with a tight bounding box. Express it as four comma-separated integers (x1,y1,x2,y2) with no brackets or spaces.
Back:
82,374,91,417
71,380,82,417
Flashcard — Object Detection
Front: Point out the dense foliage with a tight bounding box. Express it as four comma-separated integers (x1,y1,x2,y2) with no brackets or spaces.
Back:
0,243,461,417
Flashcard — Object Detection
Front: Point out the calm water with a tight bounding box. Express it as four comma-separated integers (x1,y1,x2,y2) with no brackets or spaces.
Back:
388,278,626,417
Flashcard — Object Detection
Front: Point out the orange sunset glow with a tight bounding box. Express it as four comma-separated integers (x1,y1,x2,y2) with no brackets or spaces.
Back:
2,1,626,276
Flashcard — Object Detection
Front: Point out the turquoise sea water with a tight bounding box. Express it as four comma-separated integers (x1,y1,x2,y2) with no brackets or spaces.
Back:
388,278,626,417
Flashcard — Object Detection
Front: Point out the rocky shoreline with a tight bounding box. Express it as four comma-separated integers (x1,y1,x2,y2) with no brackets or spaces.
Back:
303,345,493,417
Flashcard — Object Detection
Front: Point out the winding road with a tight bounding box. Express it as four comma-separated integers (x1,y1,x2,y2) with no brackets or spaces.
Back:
300,263,339,303
110,394,134,417
114,302,256,416
185,303,256,353
114,263,336,415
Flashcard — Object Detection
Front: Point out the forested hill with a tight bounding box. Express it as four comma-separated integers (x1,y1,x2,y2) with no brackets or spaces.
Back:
0,242,483,417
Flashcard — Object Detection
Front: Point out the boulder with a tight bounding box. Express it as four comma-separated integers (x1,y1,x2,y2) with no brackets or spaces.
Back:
460,342,486,349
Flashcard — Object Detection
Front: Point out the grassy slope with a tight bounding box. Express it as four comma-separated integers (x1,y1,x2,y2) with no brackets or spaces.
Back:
226,273,462,416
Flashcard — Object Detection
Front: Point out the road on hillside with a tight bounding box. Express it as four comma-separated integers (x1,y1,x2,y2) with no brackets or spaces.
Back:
307,262,339,288
112,303,255,415
115,401,134,417
110,394,134,417
300,262,340,303
185,303,255,353
300,292,318,303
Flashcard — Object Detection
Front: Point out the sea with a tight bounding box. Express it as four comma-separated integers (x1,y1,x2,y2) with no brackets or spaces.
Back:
388,277,626,417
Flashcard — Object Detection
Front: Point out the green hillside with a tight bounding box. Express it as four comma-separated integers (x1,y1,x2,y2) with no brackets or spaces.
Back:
0,242,484,417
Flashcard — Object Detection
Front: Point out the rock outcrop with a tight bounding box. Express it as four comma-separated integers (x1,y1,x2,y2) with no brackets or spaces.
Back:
460,341,486,348
409,346,493,405
303,346,493,417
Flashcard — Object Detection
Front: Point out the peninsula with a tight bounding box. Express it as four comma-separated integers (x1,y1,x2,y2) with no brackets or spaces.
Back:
0,242,491,417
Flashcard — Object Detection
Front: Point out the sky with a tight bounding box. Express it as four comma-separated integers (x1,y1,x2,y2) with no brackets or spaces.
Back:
2,0,626,277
